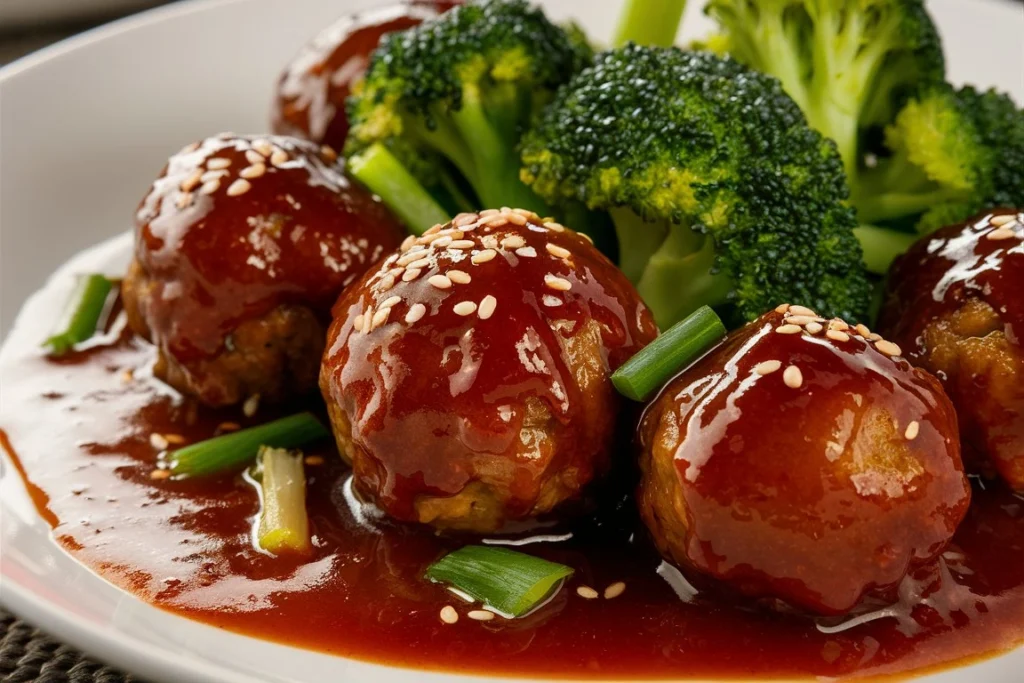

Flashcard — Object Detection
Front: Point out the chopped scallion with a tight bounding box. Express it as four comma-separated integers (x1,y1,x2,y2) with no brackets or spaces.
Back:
348,142,451,235
169,412,329,478
43,274,114,355
254,446,311,556
426,545,574,618
612,305,726,402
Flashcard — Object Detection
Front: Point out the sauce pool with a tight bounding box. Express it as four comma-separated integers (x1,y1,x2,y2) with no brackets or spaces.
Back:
1,237,1022,680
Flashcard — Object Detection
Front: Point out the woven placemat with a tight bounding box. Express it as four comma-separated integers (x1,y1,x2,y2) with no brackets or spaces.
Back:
0,609,136,683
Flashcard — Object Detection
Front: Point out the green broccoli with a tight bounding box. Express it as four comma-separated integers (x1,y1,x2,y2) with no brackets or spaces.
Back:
345,0,592,233
520,45,872,328
613,0,689,47
703,0,946,178
853,85,1024,271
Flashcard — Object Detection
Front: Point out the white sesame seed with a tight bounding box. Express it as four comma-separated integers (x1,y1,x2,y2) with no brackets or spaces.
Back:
200,179,220,195
403,268,423,282
428,274,453,290
453,301,477,316
785,315,821,326
546,243,571,259
320,145,338,162
467,610,494,622
245,150,264,165
424,224,442,236
206,157,231,170
991,214,1017,227
544,221,565,232
252,140,273,156
478,295,497,320
440,606,459,624
516,247,538,258
783,365,803,389
270,149,289,167
875,340,902,357
408,257,432,270
578,233,594,244
243,394,261,417
805,322,823,335
826,330,850,342
226,179,252,197
176,193,193,209
788,305,816,317
380,296,401,309
448,270,471,284
512,208,539,220
200,169,227,183
432,236,453,248
775,303,791,314
905,421,920,441
501,235,526,249
405,303,426,324
378,274,396,292
604,582,626,599
454,213,479,227
504,212,528,226
401,235,416,252
755,360,782,375
397,251,426,267
543,295,562,307
868,333,883,342
482,216,509,228
829,319,851,332
449,240,476,250
149,433,169,450
371,308,390,329
987,227,1017,241
854,323,871,337
150,469,172,481
775,324,802,335
353,314,365,331
576,586,599,599
180,170,203,192
239,163,266,179
544,275,572,291
472,249,497,264
362,308,373,334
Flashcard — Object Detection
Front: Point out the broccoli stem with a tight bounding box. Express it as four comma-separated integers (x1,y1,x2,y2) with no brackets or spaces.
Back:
854,188,959,227
612,0,688,47
348,143,451,235
609,207,670,283
854,225,919,275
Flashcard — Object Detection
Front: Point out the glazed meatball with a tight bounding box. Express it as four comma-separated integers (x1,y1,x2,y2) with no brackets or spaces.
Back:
320,208,657,532
271,2,458,150
879,209,1024,491
123,134,404,407
638,306,971,616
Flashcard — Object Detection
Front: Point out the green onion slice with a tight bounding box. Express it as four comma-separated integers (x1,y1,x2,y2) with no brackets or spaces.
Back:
348,142,451,236
43,274,114,355
169,412,329,478
426,545,574,618
253,446,311,556
612,305,726,402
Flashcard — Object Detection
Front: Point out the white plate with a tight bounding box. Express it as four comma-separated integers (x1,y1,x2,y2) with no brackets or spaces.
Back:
0,1,1022,681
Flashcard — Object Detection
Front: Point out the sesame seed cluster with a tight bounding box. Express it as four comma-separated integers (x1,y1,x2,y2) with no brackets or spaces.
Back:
981,211,1024,241
349,207,588,335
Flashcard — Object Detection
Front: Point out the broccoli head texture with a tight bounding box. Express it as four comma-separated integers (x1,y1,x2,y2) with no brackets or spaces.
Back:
345,0,592,224
520,45,872,328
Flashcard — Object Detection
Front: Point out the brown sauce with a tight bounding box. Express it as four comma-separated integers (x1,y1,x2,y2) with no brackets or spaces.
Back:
1,240,1022,680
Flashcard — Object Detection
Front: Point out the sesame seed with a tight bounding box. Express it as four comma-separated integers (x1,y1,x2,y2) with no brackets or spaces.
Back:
775,324,802,335
783,365,804,389
479,209,500,217
149,433,169,450
320,145,338,162
604,582,626,599
505,212,528,226
243,394,261,417
544,221,566,232
454,301,477,316
180,170,203,192
206,157,231,170
755,360,782,375
512,208,539,220
432,236,453,248
501,235,526,249
577,586,599,599
543,295,562,307
868,333,883,342
516,247,537,258
200,179,220,195
239,163,266,179
454,213,479,227
353,314,365,331
482,216,508,228
854,323,871,337
401,235,416,252
245,150,264,165
405,303,426,324
397,251,426,267
448,270,471,284
785,315,821,326
987,227,1017,241
303,455,325,467
829,319,851,332
217,422,241,433
449,240,476,250
362,308,373,334
403,268,423,282
544,275,572,291
578,233,594,244
478,295,497,320
875,340,902,357
905,421,920,441
805,322,823,335
121,369,134,383
467,610,494,622
826,330,850,342
428,274,453,290
440,606,459,624
380,295,401,309
252,140,273,156
371,308,390,329
378,274,396,292
775,303,791,314
408,258,431,270
546,243,571,259
472,249,497,264
423,224,442,236
150,469,172,480
200,169,227,183
176,193,193,209
226,179,251,197
270,149,289,166
788,305,816,317
991,214,1017,227
163,434,186,445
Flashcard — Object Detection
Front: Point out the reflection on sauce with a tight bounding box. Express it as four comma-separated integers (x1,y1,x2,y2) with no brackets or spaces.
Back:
1,243,1022,679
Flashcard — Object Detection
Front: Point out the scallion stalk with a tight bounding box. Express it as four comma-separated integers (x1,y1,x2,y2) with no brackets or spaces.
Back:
254,446,311,556
348,142,452,235
612,305,726,402
169,412,329,478
43,274,114,355
426,545,574,618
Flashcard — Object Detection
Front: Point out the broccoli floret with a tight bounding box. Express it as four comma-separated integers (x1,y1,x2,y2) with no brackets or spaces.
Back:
704,0,946,177
520,45,872,328
345,0,592,233
852,85,1024,271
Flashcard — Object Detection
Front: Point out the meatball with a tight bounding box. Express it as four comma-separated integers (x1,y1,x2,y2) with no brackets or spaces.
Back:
123,134,404,407
638,306,971,616
320,208,657,532
879,209,1024,491
271,2,458,150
